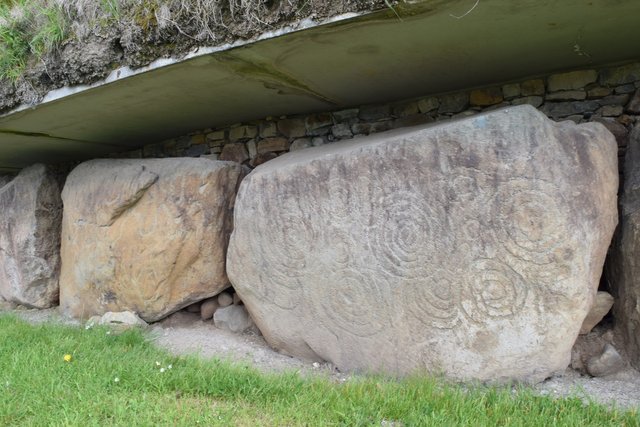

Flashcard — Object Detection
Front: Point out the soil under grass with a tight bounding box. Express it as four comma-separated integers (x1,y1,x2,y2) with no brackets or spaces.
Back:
0,314,637,426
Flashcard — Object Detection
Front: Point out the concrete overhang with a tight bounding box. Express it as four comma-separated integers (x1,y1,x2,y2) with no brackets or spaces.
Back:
0,0,639,172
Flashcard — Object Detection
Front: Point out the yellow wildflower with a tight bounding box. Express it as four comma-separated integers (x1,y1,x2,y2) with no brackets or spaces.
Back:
63,354,72,362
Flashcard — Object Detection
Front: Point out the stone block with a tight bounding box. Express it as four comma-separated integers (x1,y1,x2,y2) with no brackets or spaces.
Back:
305,113,333,131
258,137,290,154
227,106,618,382
332,108,359,122
587,87,612,98
259,121,278,138
520,79,545,96
627,90,640,113
59,158,244,322
547,70,597,92
545,90,587,101
438,93,469,114
0,165,62,308
417,97,439,113
331,124,353,139
541,101,600,118
277,118,306,138
502,83,521,99
470,87,504,106
359,105,391,121
392,101,420,117
600,63,640,86
220,143,249,164
214,305,253,333
229,125,258,142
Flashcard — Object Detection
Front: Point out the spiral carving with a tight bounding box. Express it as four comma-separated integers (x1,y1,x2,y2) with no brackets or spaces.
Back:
308,268,388,337
461,259,528,321
495,179,567,265
402,270,461,329
369,190,442,278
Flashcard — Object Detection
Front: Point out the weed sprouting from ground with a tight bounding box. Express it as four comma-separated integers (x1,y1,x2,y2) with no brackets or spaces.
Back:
0,314,638,426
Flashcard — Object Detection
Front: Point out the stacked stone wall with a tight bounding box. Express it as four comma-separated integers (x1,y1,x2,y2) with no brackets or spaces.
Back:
116,61,640,172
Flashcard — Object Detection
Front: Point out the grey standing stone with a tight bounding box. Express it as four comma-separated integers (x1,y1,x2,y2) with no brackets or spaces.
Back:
227,106,618,383
220,143,249,164
214,305,252,333
609,125,640,369
0,164,62,308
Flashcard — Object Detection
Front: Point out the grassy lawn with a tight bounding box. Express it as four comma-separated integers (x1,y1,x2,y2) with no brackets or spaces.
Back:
0,314,637,426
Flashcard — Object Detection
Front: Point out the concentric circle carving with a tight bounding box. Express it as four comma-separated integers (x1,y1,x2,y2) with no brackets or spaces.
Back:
495,179,568,265
402,270,461,329
461,259,528,321
308,268,388,337
369,190,442,277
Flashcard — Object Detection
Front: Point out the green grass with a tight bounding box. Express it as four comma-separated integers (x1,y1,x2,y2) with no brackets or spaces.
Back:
0,314,637,426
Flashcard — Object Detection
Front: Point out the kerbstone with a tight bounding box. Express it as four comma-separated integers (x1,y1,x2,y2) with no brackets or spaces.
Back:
60,158,244,322
228,106,618,383
610,125,640,369
0,165,62,308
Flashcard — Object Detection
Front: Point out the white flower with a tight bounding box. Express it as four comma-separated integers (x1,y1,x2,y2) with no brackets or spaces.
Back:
168,364,172,370
114,377,120,383
155,361,161,366
160,368,166,373
106,331,111,335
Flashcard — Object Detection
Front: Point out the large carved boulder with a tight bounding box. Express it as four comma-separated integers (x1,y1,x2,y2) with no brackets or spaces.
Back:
0,165,62,308
227,105,618,383
610,125,640,369
60,158,243,322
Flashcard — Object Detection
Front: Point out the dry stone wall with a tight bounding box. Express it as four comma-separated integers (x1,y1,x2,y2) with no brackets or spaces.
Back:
120,61,640,173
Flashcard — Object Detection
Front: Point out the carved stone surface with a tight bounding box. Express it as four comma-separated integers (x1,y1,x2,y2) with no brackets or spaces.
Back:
0,165,62,308
227,106,618,383
60,158,243,322
610,124,640,369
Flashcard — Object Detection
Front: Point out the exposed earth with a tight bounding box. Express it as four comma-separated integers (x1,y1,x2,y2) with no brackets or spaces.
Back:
4,305,640,411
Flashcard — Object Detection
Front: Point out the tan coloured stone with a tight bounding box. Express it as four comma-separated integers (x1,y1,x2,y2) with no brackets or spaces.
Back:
579,291,614,334
470,87,503,106
228,105,618,383
60,158,244,322
0,165,62,308
547,70,597,92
